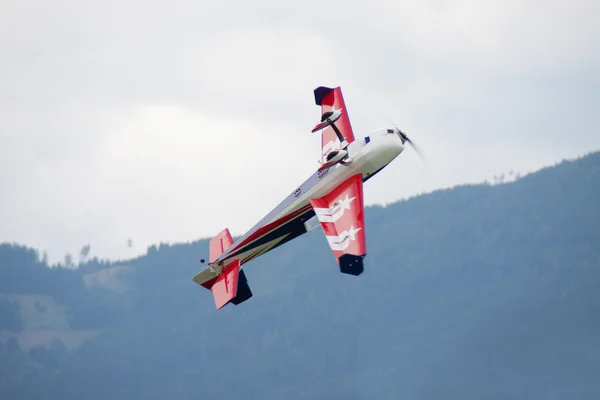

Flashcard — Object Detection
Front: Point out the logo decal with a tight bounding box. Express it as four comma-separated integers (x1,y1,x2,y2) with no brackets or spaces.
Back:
317,168,330,179
314,194,356,222
326,226,362,251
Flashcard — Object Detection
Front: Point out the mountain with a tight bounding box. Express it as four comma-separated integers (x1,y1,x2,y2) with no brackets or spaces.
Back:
1,151,600,400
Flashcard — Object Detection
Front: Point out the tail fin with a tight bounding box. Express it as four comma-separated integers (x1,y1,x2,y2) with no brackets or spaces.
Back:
212,259,241,309
209,228,234,262
192,228,253,310
209,259,254,310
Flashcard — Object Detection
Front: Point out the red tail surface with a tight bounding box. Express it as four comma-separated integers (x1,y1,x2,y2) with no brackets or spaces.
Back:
212,259,241,310
195,229,253,310
209,228,234,263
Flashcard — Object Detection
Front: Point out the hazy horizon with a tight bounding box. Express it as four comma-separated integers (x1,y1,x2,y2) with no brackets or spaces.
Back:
2,0,599,263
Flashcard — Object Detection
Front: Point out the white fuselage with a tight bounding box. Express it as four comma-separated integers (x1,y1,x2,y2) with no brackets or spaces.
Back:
274,128,405,220
200,127,405,273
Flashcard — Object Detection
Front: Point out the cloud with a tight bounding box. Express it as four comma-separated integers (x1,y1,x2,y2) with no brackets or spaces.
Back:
194,29,338,105
1,0,599,263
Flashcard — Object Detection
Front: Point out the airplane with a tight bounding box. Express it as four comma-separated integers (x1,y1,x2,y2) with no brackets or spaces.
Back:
192,86,421,310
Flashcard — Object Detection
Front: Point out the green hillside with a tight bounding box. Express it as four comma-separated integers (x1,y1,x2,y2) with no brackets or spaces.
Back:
1,151,599,399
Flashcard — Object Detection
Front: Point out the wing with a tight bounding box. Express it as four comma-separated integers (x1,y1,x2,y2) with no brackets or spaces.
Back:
310,173,366,275
313,86,356,163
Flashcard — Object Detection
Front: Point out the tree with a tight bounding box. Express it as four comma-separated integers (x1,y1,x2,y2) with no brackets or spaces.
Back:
64,253,73,268
79,245,91,264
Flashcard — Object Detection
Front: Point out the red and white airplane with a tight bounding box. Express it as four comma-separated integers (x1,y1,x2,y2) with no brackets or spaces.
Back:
193,86,421,310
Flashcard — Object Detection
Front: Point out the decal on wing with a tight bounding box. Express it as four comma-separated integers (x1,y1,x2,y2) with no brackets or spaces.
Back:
310,174,366,275
313,86,356,162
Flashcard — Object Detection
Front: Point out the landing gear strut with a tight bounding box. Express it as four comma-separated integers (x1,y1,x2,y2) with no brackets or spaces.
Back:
321,111,346,148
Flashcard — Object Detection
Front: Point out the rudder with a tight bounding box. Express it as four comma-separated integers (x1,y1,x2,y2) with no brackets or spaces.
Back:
210,260,254,310
193,228,254,310
212,259,241,310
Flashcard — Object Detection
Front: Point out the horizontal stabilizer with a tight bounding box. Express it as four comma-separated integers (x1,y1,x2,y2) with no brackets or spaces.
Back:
212,259,241,310
210,228,234,263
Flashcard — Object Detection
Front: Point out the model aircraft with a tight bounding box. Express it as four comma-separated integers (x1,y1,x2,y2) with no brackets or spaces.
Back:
193,86,421,310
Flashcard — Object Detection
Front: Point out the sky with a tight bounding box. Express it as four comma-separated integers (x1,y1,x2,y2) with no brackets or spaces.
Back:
1,0,599,264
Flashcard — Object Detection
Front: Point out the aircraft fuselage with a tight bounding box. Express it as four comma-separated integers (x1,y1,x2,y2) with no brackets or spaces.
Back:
208,128,405,270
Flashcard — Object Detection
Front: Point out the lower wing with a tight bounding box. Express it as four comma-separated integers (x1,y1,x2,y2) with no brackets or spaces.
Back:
310,173,366,275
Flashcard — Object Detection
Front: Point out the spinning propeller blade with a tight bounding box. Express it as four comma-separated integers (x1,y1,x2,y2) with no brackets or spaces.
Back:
393,124,426,162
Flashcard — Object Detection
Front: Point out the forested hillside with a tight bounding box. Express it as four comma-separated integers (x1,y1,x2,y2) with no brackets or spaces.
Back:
1,152,599,399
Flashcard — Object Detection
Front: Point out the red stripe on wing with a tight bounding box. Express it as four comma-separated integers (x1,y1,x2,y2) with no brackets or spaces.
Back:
226,204,313,257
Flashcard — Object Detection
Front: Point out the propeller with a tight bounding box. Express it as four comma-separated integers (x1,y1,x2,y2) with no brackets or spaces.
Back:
392,123,426,162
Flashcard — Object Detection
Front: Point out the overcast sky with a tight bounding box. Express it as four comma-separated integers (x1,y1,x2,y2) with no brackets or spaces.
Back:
1,0,599,264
